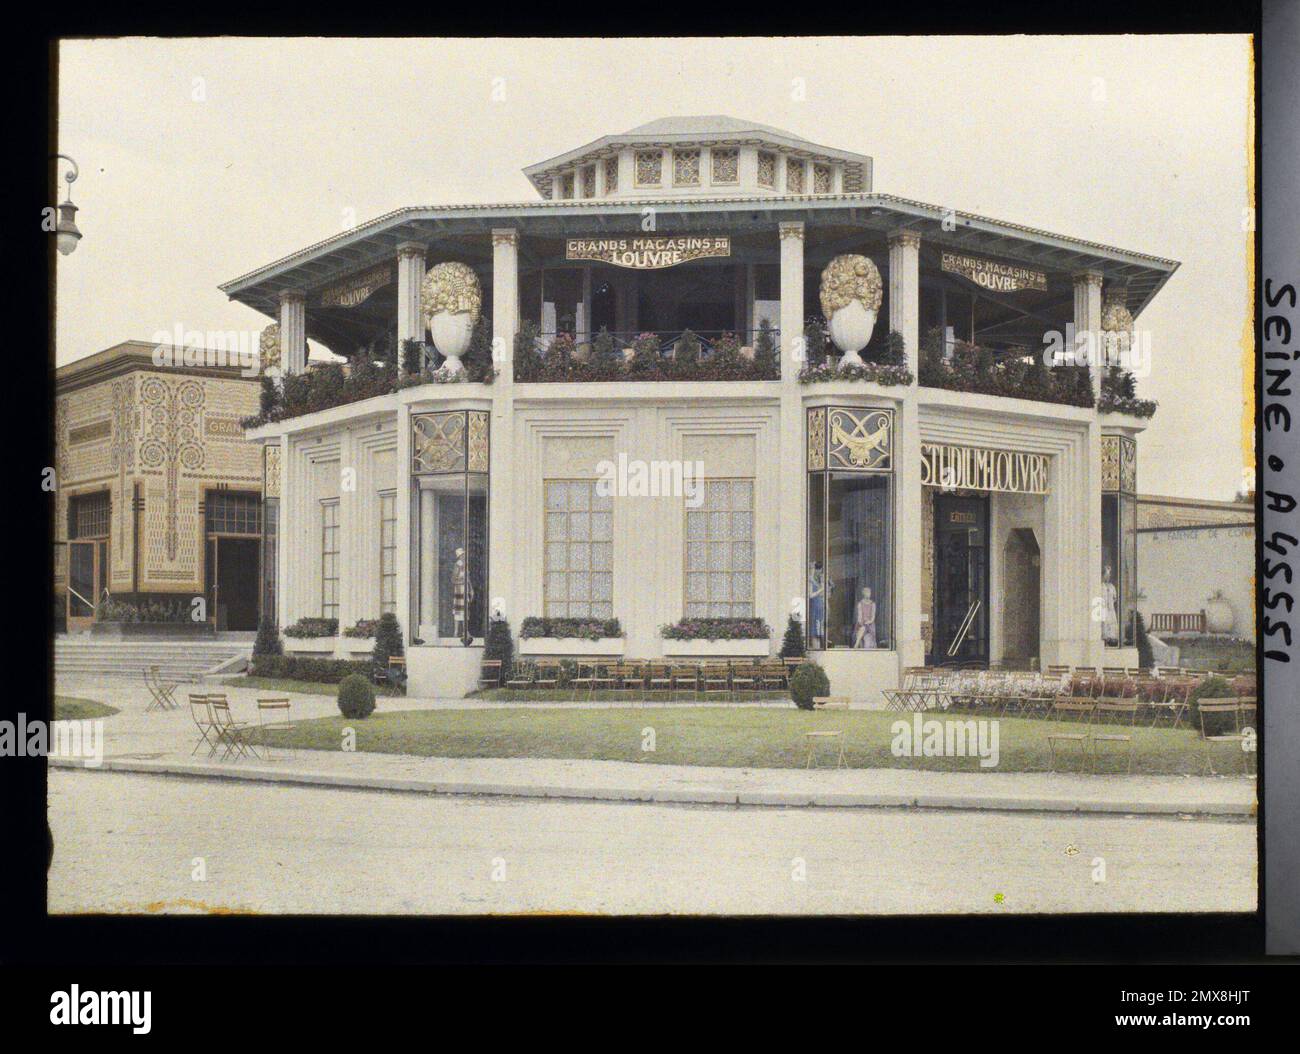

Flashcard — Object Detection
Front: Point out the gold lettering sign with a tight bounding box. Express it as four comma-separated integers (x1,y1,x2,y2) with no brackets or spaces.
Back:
920,443,1050,495
320,263,396,308
566,236,731,269
940,251,1047,293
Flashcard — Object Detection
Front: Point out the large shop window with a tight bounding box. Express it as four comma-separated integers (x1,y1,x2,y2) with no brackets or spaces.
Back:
685,479,755,618
379,491,397,616
1101,435,1138,647
544,480,613,619
411,410,490,642
320,500,339,620
806,407,895,650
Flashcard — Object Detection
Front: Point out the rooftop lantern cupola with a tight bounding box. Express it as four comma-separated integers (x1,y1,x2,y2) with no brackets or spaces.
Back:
521,115,872,203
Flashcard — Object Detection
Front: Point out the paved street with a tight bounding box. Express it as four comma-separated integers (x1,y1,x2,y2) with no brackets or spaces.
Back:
48,769,1256,915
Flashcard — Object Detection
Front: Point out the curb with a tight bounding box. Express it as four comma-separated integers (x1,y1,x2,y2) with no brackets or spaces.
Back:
48,756,1257,817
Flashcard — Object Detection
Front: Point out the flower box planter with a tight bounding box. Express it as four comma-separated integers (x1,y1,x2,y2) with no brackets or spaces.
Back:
661,638,770,658
340,642,377,660
518,637,624,657
282,635,339,656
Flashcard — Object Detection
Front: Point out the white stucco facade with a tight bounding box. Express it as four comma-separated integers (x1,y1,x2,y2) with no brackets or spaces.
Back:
233,116,1179,699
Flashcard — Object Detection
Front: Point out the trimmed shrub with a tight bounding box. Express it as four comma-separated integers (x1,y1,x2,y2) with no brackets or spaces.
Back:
372,612,404,667
789,662,830,710
1134,611,1154,671
338,673,376,719
253,618,282,657
283,616,339,639
484,617,515,683
779,616,806,660
1188,676,1237,736
250,655,370,684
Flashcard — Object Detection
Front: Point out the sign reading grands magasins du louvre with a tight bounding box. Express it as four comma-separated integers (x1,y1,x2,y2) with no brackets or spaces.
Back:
940,250,1047,293
566,236,731,269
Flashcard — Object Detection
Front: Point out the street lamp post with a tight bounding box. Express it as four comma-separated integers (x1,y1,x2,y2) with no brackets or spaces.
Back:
51,154,81,256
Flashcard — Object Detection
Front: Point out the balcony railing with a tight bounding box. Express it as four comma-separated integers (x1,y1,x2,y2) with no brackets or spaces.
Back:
514,326,781,382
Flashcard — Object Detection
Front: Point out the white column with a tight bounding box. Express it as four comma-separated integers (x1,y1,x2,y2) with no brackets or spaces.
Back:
492,229,519,384
1073,269,1104,399
397,242,427,351
1074,269,1106,667
489,229,519,628
276,437,292,628
777,221,806,656
888,230,921,375
336,428,357,636
278,290,306,374
778,221,805,375
890,229,925,672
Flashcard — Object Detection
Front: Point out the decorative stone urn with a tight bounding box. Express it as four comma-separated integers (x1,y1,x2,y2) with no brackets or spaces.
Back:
421,262,482,376
1101,284,1134,367
259,322,281,376
820,254,882,369
1204,590,1235,634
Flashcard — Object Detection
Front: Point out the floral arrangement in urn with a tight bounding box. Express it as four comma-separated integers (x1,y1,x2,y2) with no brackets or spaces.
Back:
421,262,482,376
819,254,883,369
259,323,281,373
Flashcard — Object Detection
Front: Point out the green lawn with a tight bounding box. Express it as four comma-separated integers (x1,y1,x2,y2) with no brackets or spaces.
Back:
261,706,1253,775
225,675,404,698
53,696,120,720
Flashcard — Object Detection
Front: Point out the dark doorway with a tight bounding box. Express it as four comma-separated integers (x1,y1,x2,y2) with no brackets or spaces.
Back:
1001,527,1041,667
931,494,990,665
590,276,617,333
213,537,260,631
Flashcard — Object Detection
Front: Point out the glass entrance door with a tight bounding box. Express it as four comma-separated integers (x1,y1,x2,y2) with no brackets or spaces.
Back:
931,494,990,665
67,540,99,631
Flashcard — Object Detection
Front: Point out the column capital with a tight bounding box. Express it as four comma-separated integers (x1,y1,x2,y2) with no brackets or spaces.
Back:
1072,268,1104,288
278,288,305,305
888,228,922,250
778,221,805,241
491,228,519,247
396,241,426,259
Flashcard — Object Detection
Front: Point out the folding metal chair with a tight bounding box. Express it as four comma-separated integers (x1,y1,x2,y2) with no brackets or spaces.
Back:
701,663,731,701
1199,698,1256,776
646,663,672,700
255,696,293,759
208,697,259,761
478,660,503,691
730,661,758,703
1091,700,1139,774
188,694,219,757
670,664,699,702
1047,699,1095,771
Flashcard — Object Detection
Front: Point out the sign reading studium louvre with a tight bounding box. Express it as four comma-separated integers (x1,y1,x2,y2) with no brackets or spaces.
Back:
940,250,1047,293
566,236,731,269
920,442,1050,495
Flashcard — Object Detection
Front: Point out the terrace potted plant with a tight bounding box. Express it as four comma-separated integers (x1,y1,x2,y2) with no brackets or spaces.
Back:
517,617,625,656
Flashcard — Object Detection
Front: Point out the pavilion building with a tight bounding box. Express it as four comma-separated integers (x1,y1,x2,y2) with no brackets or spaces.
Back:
226,116,1177,697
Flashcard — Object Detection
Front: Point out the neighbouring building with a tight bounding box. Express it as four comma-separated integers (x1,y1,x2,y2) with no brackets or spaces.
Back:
224,115,1180,698
54,341,266,633
1135,494,1256,641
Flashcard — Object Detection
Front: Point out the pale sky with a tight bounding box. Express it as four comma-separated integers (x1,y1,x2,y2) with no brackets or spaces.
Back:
55,35,1253,500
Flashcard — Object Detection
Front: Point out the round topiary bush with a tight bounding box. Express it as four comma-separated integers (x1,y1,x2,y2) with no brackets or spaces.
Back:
789,662,830,710
338,673,376,719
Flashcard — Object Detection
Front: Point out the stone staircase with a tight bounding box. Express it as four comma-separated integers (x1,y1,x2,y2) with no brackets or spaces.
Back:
54,635,254,684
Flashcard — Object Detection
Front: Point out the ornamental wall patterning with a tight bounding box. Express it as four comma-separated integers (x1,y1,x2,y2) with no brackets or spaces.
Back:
412,411,468,474
467,411,490,473
139,377,205,562
826,408,893,472
263,443,282,499
109,377,137,585
1101,435,1137,494
806,408,826,471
